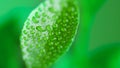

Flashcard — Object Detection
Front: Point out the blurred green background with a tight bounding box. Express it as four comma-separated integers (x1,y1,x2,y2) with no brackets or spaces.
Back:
0,0,120,68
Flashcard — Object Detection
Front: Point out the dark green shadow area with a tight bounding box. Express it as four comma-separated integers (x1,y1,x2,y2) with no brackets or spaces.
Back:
0,7,37,68
89,43,120,68
0,0,43,68
0,17,25,68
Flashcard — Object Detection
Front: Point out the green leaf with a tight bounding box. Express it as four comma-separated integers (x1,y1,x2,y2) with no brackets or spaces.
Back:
20,0,79,68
